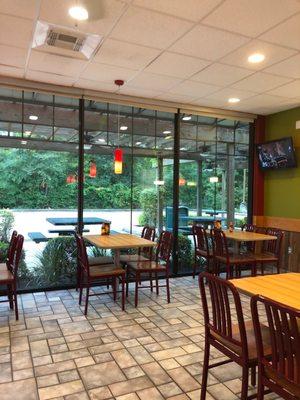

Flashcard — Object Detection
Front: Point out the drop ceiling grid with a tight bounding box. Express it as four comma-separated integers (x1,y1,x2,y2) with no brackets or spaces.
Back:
0,0,299,114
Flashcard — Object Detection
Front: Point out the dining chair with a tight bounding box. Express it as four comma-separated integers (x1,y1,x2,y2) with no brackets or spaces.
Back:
75,233,126,314
241,224,256,253
251,295,300,399
126,230,172,307
192,224,212,278
253,227,283,275
0,234,24,320
199,272,272,400
212,228,256,279
120,226,156,265
0,230,18,273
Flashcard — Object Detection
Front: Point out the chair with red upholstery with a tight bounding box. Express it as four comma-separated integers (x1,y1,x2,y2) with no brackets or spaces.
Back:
251,295,300,399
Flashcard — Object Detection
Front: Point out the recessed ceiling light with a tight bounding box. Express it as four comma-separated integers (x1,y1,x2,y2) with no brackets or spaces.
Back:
24,130,31,135
163,130,171,134
69,6,88,21
182,115,192,121
97,138,105,143
228,97,240,103
165,135,172,140
120,125,128,131
29,115,38,121
76,144,92,150
209,176,219,183
21,140,27,145
154,180,165,186
135,141,142,145
248,53,265,64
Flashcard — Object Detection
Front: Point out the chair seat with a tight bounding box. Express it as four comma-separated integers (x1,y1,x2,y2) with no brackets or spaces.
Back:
120,254,150,265
127,260,166,271
253,252,278,263
87,264,125,278
211,320,271,361
216,253,255,265
0,268,13,283
89,256,114,266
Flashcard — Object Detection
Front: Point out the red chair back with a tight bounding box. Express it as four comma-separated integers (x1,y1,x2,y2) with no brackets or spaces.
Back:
251,295,300,398
255,226,267,234
156,231,173,265
75,233,90,277
212,228,230,262
242,224,256,232
193,225,210,256
140,226,156,258
199,272,249,359
7,230,18,266
265,228,283,255
10,234,24,278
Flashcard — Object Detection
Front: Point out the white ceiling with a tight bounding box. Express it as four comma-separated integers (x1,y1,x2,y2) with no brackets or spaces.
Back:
1,0,300,115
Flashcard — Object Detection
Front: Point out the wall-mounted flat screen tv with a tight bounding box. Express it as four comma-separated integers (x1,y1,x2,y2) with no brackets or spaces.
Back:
257,137,297,170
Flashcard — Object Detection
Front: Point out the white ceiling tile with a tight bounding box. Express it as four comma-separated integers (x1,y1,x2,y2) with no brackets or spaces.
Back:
0,45,27,68
220,40,297,70
0,14,34,48
231,72,292,93
28,50,86,77
192,63,253,86
39,0,127,36
202,0,300,37
145,52,210,79
0,65,24,78
133,0,223,22
126,71,182,91
169,80,221,97
260,13,300,50
170,24,249,61
26,70,76,86
94,39,160,70
231,93,297,110
0,0,37,19
156,92,198,103
267,80,300,99
83,62,138,83
110,6,193,49
265,54,300,79
205,87,256,103
74,78,117,92
119,86,164,98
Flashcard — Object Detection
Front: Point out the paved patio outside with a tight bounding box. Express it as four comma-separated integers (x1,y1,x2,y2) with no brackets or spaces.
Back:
0,276,281,400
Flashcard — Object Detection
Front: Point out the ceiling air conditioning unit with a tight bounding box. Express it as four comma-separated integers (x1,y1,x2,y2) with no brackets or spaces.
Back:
32,21,102,60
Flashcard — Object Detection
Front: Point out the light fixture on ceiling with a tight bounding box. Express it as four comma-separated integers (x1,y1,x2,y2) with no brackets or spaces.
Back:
24,130,31,135
97,138,105,143
153,179,165,186
135,141,142,145
187,181,196,187
182,115,192,121
29,115,38,121
69,5,89,21
89,160,97,178
120,125,128,131
248,53,265,64
165,135,172,140
21,140,27,145
228,97,240,104
114,79,125,174
163,130,171,134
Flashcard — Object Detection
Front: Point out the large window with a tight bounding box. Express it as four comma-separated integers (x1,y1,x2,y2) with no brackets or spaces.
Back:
0,87,252,290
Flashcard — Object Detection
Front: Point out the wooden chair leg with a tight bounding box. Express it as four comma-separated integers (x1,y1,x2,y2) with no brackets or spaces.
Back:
240,366,249,400
135,273,139,307
200,339,210,400
155,273,159,295
126,268,129,297
251,365,256,387
13,282,18,321
76,263,80,291
79,280,83,305
166,275,170,303
150,272,153,292
193,255,197,279
113,277,117,301
84,286,90,315
276,261,280,274
121,274,125,311
261,262,264,275
7,284,13,310
257,366,264,400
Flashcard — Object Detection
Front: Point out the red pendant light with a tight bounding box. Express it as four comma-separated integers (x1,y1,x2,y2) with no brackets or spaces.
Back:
89,160,97,178
114,148,123,174
66,174,72,184
179,177,186,186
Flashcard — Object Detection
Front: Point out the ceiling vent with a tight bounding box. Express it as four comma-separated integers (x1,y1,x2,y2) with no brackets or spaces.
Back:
32,21,102,60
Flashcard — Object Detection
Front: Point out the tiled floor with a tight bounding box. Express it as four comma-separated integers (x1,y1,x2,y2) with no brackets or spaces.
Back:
0,277,281,400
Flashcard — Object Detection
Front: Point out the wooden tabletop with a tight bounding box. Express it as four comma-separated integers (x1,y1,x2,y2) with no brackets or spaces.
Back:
230,273,300,309
84,233,156,250
221,230,276,242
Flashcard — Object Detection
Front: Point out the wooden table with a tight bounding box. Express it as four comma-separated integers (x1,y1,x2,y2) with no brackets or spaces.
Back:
84,233,156,266
221,229,276,253
230,273,300,309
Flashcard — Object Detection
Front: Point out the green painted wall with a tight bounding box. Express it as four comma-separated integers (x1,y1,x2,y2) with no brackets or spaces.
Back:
265,107,300,218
